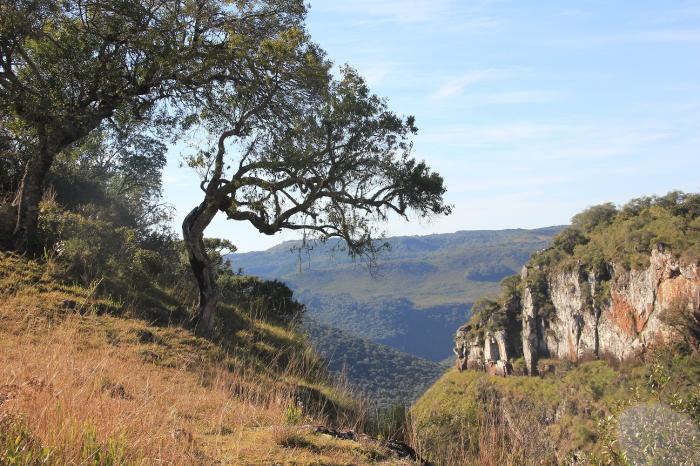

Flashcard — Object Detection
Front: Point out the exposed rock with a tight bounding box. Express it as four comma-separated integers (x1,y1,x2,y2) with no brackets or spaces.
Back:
454,325,484,371
304,425,434,465
454,327,512,375
459,246,700,376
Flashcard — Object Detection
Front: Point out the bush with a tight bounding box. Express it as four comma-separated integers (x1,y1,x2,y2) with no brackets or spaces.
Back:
38,197,136,284
219,274,304,321
659,296,700,354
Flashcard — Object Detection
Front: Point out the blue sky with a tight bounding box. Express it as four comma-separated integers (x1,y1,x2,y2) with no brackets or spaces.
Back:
163,0,700,252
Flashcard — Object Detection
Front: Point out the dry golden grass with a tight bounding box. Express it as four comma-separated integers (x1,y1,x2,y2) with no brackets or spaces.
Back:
0,252,411,465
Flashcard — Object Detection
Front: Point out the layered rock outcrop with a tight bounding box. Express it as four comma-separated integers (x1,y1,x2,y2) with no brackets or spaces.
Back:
456,246,700,376
454,328,512,376
522,247,699,374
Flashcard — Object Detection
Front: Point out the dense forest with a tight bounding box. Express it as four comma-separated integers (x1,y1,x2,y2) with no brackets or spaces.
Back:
304,319,446,407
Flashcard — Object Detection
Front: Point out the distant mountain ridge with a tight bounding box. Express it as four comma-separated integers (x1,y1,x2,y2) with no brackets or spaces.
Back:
230,226,564,307
230,226,562,355
229,226,562,405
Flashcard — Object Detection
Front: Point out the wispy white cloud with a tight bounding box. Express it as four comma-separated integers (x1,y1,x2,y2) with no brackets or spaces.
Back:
429,70,505,99
464,90,563,105
418,121,675,161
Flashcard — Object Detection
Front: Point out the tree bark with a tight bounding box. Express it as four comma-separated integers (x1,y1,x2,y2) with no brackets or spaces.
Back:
12,131,55,252
182,201,219,336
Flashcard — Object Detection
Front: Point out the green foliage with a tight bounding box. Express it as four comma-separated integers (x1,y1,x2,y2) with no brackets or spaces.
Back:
49,124,170,232
571,202,618,232
524,266,557,319
0,416,127,466
483,191,700,326
552,227,589,255
301,293,471,362
304,319,446,408
219,274,304,322
413,352,700,465
659,296,700,354
364,404,411,441
463,298,503,344
0,416,52,465
285,403,304,426
539,191,700,274
234,227,561,362
38,197,139,284
80,423,126,466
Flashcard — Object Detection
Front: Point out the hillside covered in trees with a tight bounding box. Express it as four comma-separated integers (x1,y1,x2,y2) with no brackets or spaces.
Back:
304,319,446,407
232,227,562,361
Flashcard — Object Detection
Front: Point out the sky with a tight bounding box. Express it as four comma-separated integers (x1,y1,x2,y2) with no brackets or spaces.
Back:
163,0,700,252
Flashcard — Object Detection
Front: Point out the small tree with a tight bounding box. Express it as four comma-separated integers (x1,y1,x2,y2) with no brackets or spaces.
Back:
660,295,700,354
183,62,450,335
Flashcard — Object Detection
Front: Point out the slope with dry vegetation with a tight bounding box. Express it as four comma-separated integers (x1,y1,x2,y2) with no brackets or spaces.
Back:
0,251,422,465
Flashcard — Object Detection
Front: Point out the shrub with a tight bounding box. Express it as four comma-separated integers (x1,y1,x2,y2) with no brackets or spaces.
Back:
219,275,304,321
659,296,700,354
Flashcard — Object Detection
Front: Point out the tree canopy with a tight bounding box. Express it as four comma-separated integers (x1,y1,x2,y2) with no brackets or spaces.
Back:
0,0,309,249
182,57,451,332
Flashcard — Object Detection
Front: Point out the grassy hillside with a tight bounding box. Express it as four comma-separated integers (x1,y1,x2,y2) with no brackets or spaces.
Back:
0,252,419,465
412,355,700,465
304,319,447,407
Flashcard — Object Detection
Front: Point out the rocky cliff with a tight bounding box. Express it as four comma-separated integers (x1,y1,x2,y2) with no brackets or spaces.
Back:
522,246,700,373
455,245,700,376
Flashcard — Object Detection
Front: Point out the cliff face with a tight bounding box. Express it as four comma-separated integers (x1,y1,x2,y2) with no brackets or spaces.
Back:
454,327,512,376
456,247,700,375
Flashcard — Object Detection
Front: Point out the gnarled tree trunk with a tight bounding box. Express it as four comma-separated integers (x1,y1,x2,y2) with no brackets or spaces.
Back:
182,201,219,336
12,130,55,252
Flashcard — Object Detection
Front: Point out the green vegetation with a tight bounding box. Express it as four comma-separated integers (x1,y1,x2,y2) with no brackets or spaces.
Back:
422,191,700,465
533,191,700,272
300,293,472,361
304,319,446,407
233,227,561,360
412,347,700,465
0,249,379,464
183,59,450,334
464,191,700,344
233,227,562,308
230,228,560,407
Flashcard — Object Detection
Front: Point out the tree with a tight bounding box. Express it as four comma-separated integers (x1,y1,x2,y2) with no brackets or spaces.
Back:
0,0,306,251
660,295,700,354
49,116,171,233
183,63,450,335
571,203,617,233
